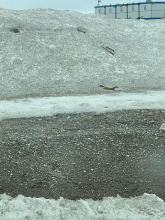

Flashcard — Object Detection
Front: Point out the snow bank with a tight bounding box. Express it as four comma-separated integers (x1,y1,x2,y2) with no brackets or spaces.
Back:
0,193,165,220
0,90,165,121
0,8,165,100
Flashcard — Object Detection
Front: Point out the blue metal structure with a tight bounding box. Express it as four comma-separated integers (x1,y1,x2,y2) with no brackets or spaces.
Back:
95,1,165,19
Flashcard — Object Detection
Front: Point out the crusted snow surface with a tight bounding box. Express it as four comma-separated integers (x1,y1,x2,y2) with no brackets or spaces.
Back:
0,8,165,100
0,193,165,220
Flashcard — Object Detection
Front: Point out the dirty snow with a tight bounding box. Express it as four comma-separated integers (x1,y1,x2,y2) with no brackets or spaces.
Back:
0,7,165,220
0,193,165,220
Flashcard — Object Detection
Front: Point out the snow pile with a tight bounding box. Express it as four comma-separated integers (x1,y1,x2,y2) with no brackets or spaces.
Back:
0,193,165,220
0,8,165,100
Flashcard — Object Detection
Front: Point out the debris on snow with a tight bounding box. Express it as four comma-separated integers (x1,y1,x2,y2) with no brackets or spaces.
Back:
10,28,20,33
101,46,114,55
77,26,87,33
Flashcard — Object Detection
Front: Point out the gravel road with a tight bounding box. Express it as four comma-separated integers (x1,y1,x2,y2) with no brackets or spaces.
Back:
0,109,165,201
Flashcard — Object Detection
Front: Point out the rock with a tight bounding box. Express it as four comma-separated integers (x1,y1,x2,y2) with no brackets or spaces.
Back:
159,123,165,131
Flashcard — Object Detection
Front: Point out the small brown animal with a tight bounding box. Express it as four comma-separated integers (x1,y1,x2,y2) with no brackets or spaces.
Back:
99,85,119,91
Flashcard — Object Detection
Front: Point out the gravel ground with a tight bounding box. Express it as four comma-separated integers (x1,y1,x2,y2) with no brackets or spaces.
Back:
0,109,165,201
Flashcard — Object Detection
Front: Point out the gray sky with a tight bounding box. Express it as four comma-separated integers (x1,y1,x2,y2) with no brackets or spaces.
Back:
0,0,142,13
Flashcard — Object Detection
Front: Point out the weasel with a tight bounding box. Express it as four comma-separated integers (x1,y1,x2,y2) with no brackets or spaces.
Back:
99,85,119,91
